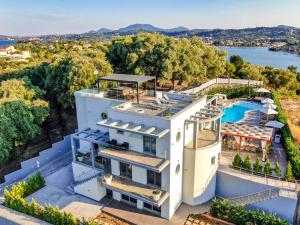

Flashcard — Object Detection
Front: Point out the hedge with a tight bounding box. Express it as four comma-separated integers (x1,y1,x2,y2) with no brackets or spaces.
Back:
211,199,288,225
207,86,256,99
4,172,97,225
272,91,300,179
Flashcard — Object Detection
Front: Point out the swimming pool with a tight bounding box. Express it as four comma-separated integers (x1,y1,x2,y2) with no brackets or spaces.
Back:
222,101,263,123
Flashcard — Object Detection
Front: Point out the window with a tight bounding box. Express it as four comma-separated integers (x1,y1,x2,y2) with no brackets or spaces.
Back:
143,136,156,155
120,162,132,179
176,131,181,142
175,164,180,175
144,202,161,214
121,194,137,205
95,156,111,173
211,156,216,165
147,170,161,187
106,189,112,198
101,112,108,119
117,129,124,135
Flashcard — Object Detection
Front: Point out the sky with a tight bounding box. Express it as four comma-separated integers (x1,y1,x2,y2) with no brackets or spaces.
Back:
1,0,300,36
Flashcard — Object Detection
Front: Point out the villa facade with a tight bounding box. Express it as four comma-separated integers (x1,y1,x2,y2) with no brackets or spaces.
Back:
70,75,222,219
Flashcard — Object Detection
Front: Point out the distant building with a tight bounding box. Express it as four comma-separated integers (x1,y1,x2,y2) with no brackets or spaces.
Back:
0,45,31,60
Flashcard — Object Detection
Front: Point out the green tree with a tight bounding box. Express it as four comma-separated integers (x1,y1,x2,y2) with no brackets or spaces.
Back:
0,105,16,164
46,50,113,108
285,162,294,182
274,161,281,177
263,159,272,176
253,158,263,173
243,154,252,170
4,101,40,145
232,154,243,167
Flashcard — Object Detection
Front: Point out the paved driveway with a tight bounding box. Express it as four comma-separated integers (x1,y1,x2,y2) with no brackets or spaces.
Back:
27,163,105,219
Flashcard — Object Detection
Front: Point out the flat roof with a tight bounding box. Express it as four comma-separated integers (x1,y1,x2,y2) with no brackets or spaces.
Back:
99,74,155,83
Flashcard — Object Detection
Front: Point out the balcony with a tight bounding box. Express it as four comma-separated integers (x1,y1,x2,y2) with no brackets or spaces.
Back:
98,146,169,173
185,129,219,149
101,175,169,206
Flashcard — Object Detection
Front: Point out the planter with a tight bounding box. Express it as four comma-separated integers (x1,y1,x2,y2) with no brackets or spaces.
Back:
152,190,161,201
103,174,112,184
77,156,83,162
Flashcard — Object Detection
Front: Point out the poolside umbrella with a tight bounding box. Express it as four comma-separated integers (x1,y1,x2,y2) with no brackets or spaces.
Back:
261,98,274,104
254,88,270,93
265,120,285,129
262,103,277,110
260,108,278,120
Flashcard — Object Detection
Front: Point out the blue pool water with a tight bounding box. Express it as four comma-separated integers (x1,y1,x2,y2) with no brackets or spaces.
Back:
222,101,263,123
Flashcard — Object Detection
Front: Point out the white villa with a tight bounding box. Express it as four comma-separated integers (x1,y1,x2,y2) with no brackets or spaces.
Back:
71,74,222,219
0,45,31,60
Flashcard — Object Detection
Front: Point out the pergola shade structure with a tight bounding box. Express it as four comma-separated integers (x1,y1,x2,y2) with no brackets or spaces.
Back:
97,119,170,139
221,122,274,151
98,74,156,104
71,128,109,167
185,105,223,149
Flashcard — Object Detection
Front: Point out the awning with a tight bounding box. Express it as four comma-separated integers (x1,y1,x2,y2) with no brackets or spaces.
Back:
261,98,274,104
262,103,277,110
265,120,285,129
254,87,270,93
260,108,278,115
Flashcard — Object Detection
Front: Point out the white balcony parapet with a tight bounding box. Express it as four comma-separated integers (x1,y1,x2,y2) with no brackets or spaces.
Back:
98,119,170,138
101,175,169,206
98,147,169,172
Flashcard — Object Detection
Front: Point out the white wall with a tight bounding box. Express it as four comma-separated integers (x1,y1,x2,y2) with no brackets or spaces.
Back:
111,159,120,176
74,90,124,131
183,142,221,206
72,162,97,181
166,96,207,219
113,191,121,201
73,176,106,201
132,165,147,184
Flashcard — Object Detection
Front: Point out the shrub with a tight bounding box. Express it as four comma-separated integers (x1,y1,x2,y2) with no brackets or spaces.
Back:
4,171,98,225
253,158,263,173
243,155,252,170
285,162,294,182
273,91,300,178
274,161,281,177
263,159,272,176
232,154,243,167
207,86,256,99
211,198,288,225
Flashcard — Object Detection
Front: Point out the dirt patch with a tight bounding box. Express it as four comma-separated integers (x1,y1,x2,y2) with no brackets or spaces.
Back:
281,96,300,146
94,212,131,225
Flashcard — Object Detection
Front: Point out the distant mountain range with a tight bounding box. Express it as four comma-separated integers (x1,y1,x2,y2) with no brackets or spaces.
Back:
85,24,300,41
88,23,191,34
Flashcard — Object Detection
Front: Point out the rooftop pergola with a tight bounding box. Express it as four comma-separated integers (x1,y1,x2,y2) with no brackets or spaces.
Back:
221,122,274,151
97,119,170,139
98,74,156,104
186,105,223,123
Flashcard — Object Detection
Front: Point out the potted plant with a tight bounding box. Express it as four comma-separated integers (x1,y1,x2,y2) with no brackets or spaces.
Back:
103,174,112,184
152,189,161,201
76,152,83,162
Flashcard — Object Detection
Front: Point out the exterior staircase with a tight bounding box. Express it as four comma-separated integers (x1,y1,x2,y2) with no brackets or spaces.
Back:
73,170,103,188
222,188,280,206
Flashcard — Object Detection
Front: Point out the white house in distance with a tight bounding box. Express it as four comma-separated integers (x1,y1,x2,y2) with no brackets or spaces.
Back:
0,45,31,60
71,74,222,219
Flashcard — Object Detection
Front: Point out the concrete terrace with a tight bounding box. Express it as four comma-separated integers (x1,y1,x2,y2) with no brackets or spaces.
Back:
98,147,169,172
102,175,169,206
